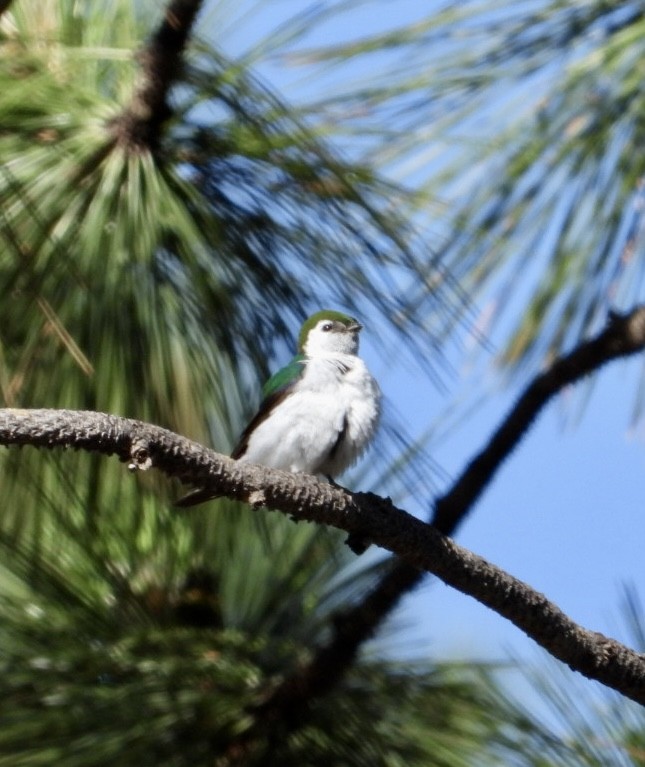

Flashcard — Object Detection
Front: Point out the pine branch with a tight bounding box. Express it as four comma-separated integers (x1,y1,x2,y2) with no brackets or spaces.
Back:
237,303,645,737
110,0,203,151
2,305,645,730
433,306,645,531
0,410,643,699
1,305,645,707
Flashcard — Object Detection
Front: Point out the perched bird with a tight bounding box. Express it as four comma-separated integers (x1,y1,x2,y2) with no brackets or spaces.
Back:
176,309,381,514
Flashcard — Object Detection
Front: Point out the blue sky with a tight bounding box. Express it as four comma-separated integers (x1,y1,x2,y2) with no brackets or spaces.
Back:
397,356,645,661
205,0,645,689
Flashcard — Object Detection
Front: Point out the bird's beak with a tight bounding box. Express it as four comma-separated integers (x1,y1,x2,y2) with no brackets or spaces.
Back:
346,322,363,333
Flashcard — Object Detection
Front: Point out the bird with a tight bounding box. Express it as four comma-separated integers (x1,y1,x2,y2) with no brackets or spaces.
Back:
176,309,382,528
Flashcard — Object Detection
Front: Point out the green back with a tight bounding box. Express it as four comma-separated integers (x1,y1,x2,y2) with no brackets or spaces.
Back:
262,354,306,398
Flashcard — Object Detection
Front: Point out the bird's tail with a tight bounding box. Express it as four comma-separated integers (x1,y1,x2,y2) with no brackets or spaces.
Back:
174,488,220,508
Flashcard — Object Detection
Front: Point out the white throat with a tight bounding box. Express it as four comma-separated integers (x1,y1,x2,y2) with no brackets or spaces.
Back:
302,322,360,357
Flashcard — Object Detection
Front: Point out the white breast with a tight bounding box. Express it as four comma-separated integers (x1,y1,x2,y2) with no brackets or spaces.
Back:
239,354,381,478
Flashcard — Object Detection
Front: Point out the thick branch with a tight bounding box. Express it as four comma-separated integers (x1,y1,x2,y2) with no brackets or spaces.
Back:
110,0,203,151
0,407,644,707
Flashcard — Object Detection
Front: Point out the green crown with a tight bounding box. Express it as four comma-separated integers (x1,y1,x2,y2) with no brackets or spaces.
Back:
298,309,359,352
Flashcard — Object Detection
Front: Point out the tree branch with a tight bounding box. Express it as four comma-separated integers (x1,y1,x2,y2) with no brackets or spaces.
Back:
244,304,645,730
0,406,645,708
110,0,203,151
433,306,645,531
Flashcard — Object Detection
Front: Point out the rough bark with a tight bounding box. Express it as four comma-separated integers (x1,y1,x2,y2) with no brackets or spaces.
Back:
1,392,645,708
2,305,645,741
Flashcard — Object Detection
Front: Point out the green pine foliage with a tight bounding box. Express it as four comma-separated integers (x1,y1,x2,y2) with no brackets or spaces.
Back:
0,1,510,764
0,499,506,765
5,0,640,762
278,1,645,377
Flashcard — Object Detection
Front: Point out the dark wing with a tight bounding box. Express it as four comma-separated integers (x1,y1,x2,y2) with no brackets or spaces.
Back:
327,414,349,462
232,355,306,459
176,393,291,506
231,386,295,458
175,356,306,508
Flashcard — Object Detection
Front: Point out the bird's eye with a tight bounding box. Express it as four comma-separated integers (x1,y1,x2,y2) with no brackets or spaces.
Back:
321,322,333,332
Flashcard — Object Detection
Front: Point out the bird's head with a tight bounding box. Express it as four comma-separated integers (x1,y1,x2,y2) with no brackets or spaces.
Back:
298,310,363,357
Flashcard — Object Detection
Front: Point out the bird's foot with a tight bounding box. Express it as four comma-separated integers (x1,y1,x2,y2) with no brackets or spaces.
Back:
326,475,350,492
